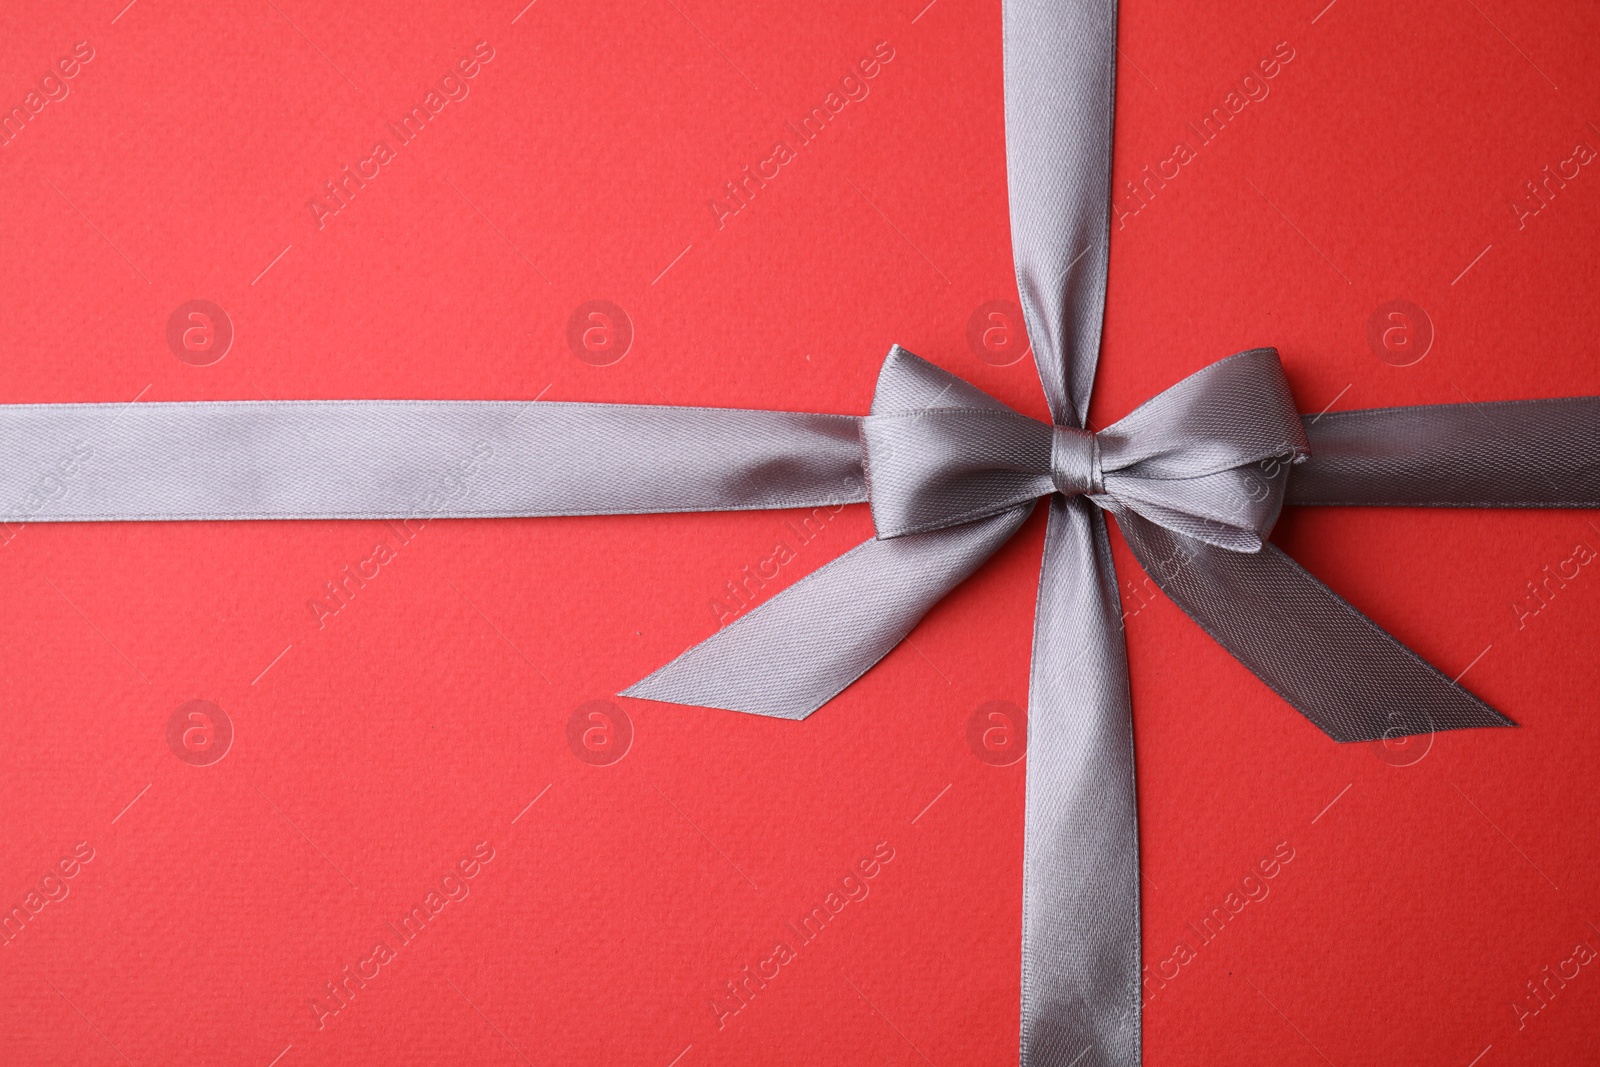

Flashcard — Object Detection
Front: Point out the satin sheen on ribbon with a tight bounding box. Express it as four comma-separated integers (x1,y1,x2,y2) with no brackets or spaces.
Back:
5,2,1600,1065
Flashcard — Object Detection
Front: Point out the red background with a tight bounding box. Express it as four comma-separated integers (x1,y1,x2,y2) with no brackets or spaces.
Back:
1,0,1597,1064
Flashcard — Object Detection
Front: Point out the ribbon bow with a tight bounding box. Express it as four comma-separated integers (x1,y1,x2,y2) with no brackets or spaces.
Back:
861,345,1306,550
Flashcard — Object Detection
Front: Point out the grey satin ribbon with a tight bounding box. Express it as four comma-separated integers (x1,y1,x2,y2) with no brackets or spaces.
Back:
5,3,1597,1064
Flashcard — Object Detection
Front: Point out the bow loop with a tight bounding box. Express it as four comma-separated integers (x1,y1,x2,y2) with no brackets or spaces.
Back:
1096,347,1308,479
861,345,1310,550
1096,347,1310,551
861,346,1055,539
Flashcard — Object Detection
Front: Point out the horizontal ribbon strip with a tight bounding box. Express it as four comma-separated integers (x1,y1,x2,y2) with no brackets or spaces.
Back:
1292,397,1600,507
13,394,1595,521
0,400,864,521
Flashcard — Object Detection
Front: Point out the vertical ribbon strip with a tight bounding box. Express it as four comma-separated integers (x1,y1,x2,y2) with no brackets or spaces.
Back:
1001,1,1142,1063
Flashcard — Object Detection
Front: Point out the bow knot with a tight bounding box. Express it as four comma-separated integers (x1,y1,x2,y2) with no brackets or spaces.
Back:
860,345,1310,552
1049,425,1103,497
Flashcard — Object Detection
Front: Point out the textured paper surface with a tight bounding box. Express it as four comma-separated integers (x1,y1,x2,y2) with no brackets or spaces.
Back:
1,1,1597,1064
